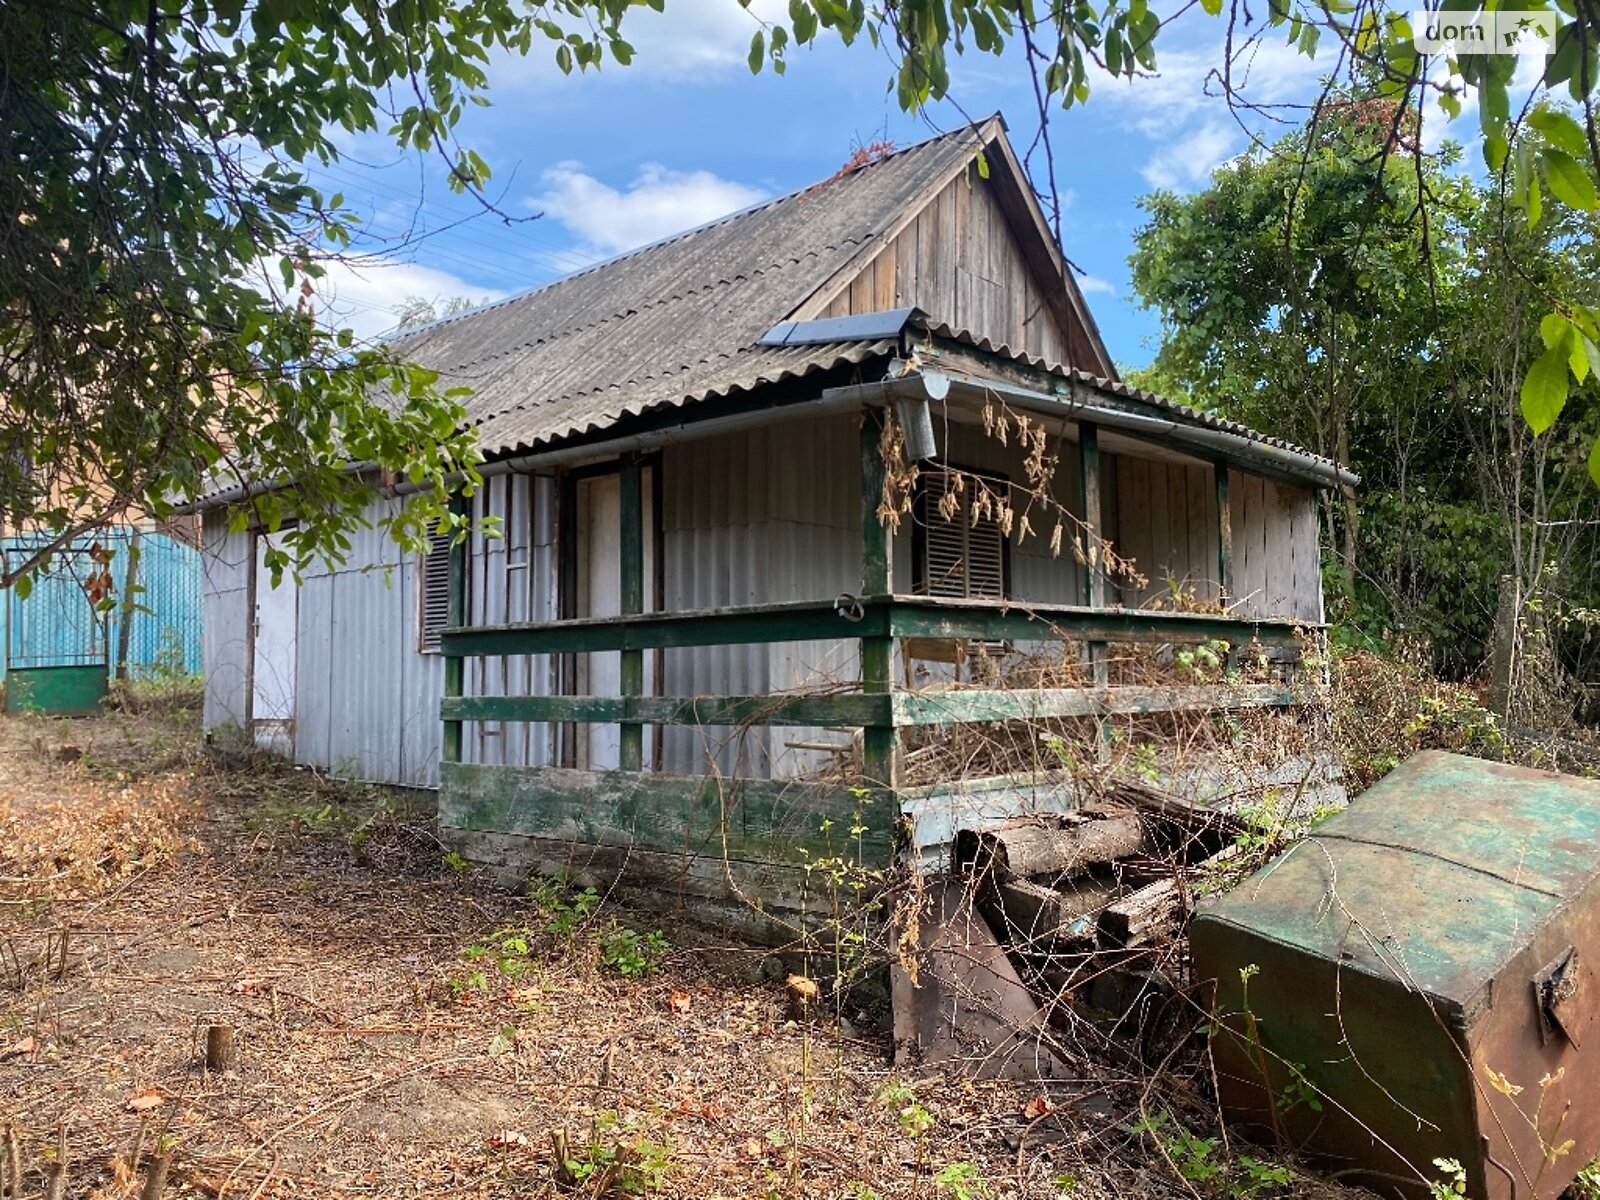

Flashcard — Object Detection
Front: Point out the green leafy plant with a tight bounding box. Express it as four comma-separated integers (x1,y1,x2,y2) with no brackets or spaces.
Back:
597,926,669,977
934,1161,991,1198
558,1111,673,1196
1427,1157,1468,1200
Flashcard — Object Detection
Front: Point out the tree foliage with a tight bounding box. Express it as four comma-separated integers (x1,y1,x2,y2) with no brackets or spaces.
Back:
0,0,637,584
1129,96,1600,678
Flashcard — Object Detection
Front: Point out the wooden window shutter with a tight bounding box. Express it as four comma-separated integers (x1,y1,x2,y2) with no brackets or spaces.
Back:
419,526,453,653
914,467,1009,600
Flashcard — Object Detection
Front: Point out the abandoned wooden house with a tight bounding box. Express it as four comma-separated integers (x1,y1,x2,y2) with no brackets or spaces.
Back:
196,117,1353,934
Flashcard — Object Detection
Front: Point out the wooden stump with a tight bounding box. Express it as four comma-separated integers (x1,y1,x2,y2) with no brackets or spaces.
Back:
204,1025,236,1073
140,1152,171,1200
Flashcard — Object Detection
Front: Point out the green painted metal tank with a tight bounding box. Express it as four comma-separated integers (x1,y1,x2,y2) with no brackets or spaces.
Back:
1191,751,1600,1200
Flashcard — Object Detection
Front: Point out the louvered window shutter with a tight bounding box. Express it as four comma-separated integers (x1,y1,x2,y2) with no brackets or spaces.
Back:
915,467,1009,600
419,527,453,652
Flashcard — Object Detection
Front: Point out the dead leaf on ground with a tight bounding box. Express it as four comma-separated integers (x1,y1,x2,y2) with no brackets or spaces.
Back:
785,974,819,1003
667,989,692,1016
125,1088,166,1112
1021,1095,1053,1120
2,1035,38,1059
488,1130,529,1150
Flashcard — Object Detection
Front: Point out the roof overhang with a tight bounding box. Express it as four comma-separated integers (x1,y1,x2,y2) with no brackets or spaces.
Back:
825,365,1359,492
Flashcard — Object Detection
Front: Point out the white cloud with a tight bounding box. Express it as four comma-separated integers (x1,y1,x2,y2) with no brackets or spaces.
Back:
1077,273,1116,295
529,161,768,257
491,0,786,88
262,258,507,343
1141,121,1239,191
1096,36,1314,138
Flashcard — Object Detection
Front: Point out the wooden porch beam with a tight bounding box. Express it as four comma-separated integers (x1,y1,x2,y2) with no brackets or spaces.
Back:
442,681,1302,730
619,452,644,771
859,407,899,794
440,597,1312,658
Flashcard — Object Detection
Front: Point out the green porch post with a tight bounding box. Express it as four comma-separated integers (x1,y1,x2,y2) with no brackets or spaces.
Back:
859,408,898,794
619,452,645,772
1077,421,1108,689
443,490,468,766
1215,462,1233,604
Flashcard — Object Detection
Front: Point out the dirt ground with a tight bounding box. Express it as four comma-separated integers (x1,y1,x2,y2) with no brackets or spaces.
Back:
0,706,1346,1200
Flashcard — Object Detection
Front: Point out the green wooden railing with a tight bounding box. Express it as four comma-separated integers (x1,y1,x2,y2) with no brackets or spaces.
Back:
439,408,1316,795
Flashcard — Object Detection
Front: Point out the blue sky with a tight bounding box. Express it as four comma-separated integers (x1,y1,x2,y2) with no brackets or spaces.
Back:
302,6,1372,370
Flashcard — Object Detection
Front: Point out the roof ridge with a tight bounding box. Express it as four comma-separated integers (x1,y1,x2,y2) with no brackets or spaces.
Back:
388,121,993,346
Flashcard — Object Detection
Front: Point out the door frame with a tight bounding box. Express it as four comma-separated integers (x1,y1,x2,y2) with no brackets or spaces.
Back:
556,457,664,768
246,526,299,746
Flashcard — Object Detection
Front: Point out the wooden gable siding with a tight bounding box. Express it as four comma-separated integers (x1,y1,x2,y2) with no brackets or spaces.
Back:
820,170,1078,368
1227,469,1322,624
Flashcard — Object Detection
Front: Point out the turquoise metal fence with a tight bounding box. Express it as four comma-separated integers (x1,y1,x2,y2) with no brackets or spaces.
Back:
1,528,202,681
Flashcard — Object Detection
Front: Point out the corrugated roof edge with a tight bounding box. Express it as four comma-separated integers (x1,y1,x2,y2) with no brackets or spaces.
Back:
382,120,997,348
915,318,1356,484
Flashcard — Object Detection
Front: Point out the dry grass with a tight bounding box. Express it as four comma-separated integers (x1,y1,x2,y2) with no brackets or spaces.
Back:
0,709,1371,1200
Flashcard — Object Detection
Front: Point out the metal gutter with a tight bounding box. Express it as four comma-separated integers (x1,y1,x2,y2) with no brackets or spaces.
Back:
823,368,1360,491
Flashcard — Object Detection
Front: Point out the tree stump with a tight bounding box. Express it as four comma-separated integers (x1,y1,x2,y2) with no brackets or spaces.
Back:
204,1025,236,1073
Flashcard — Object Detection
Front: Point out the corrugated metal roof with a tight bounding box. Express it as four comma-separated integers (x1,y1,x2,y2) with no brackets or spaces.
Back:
392,128,989,456
916,319,1344,477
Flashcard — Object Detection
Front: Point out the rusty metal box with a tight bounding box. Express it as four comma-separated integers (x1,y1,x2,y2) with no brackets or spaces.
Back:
1191,751,1600,1200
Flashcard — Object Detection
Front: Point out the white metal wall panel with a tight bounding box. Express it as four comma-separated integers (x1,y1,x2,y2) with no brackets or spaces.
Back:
461,472,557,770
660,415,860,779
201,510,251,730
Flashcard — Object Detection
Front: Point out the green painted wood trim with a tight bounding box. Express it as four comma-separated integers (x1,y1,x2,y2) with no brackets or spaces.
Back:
443,691,892,727
1215,462,1233,603
883,600,1306,649
443,490,468,766
441,599,890,656
437,762,894,866
620,453,644,771
440,597,1312,658
859,407,898,793
891,682,1299,726
860,407,892,595
1078,422,1102,609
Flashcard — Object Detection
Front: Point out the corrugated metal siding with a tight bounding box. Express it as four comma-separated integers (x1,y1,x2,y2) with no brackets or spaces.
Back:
461,472,557,769
201,498,448,788
1,528,201,678
660,415,860,779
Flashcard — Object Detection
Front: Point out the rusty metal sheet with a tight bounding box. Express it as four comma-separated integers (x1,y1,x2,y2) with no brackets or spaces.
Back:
1192,751,1600,1200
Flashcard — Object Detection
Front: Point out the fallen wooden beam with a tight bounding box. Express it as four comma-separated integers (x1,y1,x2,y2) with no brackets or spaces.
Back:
979,872,1121,951
974,811,1146,879
1098,845,1244,948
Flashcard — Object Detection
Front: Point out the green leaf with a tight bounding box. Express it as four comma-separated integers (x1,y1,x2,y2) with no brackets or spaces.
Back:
748,29,765,73
1543,147,1598,209
13,574,31,601
1528,108,1588,157
1528,169,1543,226
1540,311,1571,350
1590,436,1600,489
1200,0,1221,17
1521,345,1571,434
975,148,989,179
